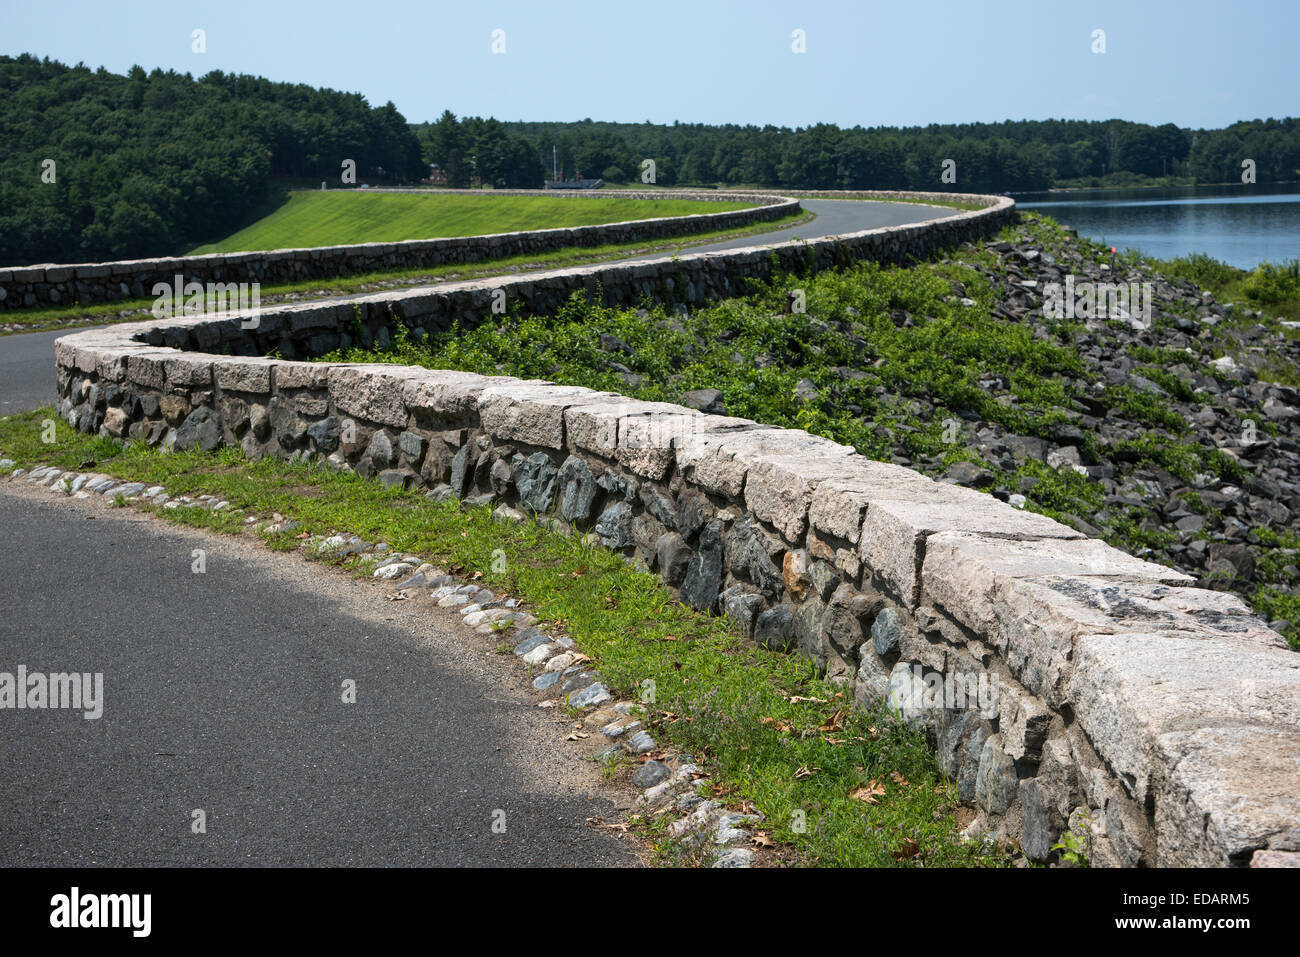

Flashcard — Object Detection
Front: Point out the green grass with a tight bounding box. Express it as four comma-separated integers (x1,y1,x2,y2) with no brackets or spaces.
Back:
188,191,756,254
0,407,1008,868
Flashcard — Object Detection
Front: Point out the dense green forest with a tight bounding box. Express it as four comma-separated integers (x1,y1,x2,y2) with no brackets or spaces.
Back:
416,113,1300,192
0,54,424,265
464,116,1299,191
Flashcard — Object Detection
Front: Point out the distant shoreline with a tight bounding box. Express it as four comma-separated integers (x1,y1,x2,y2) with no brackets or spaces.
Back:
1016,180,1300,196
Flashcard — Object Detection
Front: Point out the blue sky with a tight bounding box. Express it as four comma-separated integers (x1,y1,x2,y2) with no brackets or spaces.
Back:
2,0,1295,129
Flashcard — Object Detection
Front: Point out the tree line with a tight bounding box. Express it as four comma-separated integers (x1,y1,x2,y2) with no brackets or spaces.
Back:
415,113,1300,192
0,54,425,266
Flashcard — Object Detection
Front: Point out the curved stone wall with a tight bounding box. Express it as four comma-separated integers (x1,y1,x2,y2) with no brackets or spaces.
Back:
0,189,797,311
50,191,1299,867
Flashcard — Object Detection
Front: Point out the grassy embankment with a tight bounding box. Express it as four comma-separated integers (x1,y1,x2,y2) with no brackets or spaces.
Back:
187,190,756,254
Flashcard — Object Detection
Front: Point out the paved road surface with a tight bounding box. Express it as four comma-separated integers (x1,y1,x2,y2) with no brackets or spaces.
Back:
0,199,954,416
0,327,65,416
0,486,638,866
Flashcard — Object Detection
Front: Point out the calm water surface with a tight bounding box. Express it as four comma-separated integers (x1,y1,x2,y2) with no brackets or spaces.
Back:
1013,183,1300,269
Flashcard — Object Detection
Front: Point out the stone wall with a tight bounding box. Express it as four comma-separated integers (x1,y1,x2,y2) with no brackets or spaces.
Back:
0,189,795,311
50,193,1300,867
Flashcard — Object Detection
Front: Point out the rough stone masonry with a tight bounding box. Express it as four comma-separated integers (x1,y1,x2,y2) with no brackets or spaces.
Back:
50,192,1300,867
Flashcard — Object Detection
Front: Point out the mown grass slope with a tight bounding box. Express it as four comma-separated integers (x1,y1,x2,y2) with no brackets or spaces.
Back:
189,191,754,253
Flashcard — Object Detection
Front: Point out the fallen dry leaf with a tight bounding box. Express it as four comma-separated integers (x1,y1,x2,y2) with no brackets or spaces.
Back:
795,765,819,779
890,771,909,786
760,716,792,732
565,732,589,741
818,709,846,733
751,832,775,848
892,837,920,860
850,781,887,804
788,695,827,704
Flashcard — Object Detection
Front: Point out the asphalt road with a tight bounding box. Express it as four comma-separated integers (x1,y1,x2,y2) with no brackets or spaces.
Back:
0,486,638,866
0,199,954,416
651,197,949,257
0,327,65,416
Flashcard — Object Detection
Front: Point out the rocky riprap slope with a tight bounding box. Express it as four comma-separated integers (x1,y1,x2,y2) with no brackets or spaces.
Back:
920,222,1300,647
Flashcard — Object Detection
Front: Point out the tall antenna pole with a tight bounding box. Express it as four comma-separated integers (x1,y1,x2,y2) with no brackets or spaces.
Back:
553,145,558,181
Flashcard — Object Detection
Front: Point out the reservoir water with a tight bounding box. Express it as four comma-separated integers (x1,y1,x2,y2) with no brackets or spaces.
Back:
1012,183,1300,269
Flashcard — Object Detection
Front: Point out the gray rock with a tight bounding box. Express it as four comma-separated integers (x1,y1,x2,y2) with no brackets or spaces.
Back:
569,682,611,709
515,451,559,513
377,470,411,490
489,458,514,496
1020,778,1064,863
680,520,724,612
366,430,395,468
399,430,426,463
824,583,879,658
557,456,599,523
533,671,564,691
754,605,794,651
249,403,271,440
975,736,1018,815
871,607,902,657
627,730,656,754
712,848,755,868
562,670,597,693
944,460,995,488
640,486,677,528
633,760,670,788
855,649,893,707
449,444,474,498
793,596,827,668
724,519,784,599
513,631,550,656
175,407,221,452
721,586,763,638
303,417,338,453
655,532,692,586
680,388,726,415
595,501,635,549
